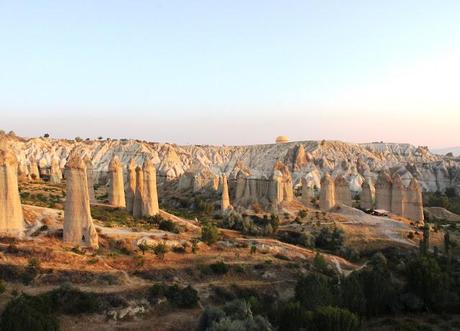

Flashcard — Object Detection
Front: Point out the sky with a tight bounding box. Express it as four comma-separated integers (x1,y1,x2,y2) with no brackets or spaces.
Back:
1,1,459,148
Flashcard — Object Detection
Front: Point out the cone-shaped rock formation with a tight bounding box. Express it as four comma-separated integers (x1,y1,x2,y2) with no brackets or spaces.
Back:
221,174,231,212
404,178,424,222
319,174,336,210
0,149,24,236
49,157,62,184
133,166,144,219
335,175,352,206
375,172,392,211
142,158,159,217
360,179,375,210
108,155,126,208
63,154,98,248
126,159,136,213
391,174,406,216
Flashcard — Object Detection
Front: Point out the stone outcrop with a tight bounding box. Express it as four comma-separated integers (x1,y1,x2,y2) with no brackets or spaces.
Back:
0,148,24,236
391,174,405,216
269,161,294,205
319,174,336,210
301,176,316,206
108,156,126,208
360,179,375,210
63,154,98,248
84,156,96,203
17,162,30,182
221,174,231,212
133,166,144,219
335,175,352,206
404,178,424,222
29,158,40,181
126,159,136,213
375,172,392,211
49,157,62,184
142,158,159,217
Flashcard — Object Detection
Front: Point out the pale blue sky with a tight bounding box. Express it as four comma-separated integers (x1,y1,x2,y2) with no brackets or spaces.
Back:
1,1,459,147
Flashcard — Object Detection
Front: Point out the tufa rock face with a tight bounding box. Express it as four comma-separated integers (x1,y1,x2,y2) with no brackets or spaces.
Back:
360,178,375,210
0,149,24,236
29,158,40,181
108,156,126,208
125,159,136,213
375,171,392,211
142,158,159,217
301,176,316,207
84,156,96,203
49,157,62,184
269,161,294,205
319,173,336,210
221,174,231,212
391,174,406,216
63,154,98,248
334,175,352,206
132,166,144,219
404,178,424,223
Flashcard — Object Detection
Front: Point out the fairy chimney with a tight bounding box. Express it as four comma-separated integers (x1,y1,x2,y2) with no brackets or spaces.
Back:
126,159,136,213
360,178,375,210
142,158,159,217
404,178,424,223
49,157,62,184
63,154,98,248
335,175,352,206
319,173,336,210
29,158,40,181
132,166,144,219
391,174,405,216
0,149,24,236
221,174,231,212
108,155,126,208
375,171,392,211
84,156,96,203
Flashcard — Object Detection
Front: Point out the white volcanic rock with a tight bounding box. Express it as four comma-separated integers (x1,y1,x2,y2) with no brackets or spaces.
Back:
375,172,392,211
29,158,40,181
301,176,316,206
0,147,24,236
49,157,62,184
319,174,336,210
84,156,96,203
126,159,136,213
108,155,126,208
391,174,406,216
2,135,459,196
142,158,159,217
133,166,144,219
335,175,352,206
63,154,98,248
360,179,375,210
221,174,231,212
404,178,424,223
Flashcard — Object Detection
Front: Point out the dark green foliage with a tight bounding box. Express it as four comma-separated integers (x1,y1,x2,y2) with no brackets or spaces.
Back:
340,273,366,315
315,226,345,251
311,306,360,331
405,256,455,311
46,285,102,315
148,283,199,308
153,242,169,260
209,261,229,275
198,299,273,331
158,219,181,233
295,274,336,310
276,301,312,331
0,294,59,331
201,222,220,245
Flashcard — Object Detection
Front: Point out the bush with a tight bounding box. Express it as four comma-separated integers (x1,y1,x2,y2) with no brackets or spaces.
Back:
148,283,199,308
315,226,345,251
0,294,59,331
201,223,220,245
153,242,169,260
47,285,102,314
209,261,229,275
312,306,360,331
159,219,180,233
295,274,335,310
277,301,312,331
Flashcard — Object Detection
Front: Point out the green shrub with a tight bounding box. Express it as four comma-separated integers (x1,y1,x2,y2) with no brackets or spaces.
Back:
148,283,199,308
209,261,229,275
312,306,360,331
0,294,59,331
159,219,180,233
295,274,335,310
153,242,169,260
201,223,220,245
277,301,312,331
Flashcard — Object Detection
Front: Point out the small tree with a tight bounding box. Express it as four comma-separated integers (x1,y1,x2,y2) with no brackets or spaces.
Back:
138,240,150,255
153,242,168,260
201,223,219,245
43,133,50,138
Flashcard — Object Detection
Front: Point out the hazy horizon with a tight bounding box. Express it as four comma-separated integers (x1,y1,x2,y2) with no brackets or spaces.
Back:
1,1,459,148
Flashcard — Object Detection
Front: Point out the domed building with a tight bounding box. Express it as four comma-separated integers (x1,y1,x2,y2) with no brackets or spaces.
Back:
275,136,289,144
